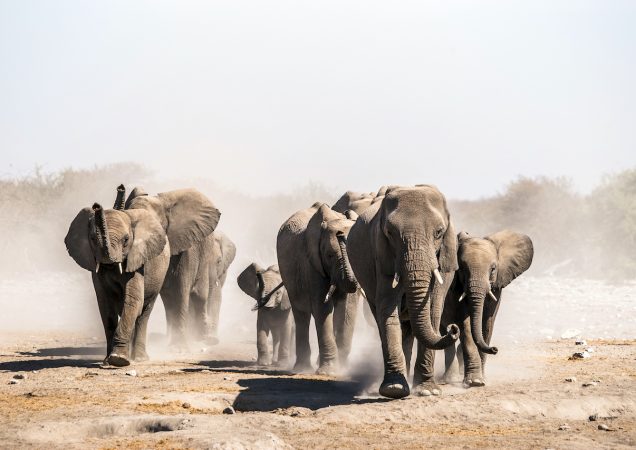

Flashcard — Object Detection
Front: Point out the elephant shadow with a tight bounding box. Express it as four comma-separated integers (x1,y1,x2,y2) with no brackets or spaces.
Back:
0,345,106,372
233,377,390,412
190,360,294,377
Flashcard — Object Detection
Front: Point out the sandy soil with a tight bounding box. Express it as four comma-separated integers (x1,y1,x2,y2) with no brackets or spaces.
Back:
0,274,634,449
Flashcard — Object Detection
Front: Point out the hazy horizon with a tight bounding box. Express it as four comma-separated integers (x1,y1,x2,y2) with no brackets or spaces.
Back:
2,1,635,199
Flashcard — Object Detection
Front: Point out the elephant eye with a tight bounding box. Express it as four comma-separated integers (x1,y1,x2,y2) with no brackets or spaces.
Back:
490,265,496,274
434,228,444,239
123,235,130,245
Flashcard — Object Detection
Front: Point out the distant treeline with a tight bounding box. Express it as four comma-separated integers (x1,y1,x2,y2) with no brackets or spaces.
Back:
1,164,634,281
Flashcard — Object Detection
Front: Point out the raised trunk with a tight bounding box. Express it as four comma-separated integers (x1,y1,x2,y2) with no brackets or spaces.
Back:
402,243,458,350
113,184,126,210
468,291,499,355
336,233,358,293
92,203,112,261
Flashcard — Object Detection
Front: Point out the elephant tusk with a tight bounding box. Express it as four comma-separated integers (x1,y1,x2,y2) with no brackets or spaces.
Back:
458,292,465,302
488,290,498,302
325,284,337,302
392,273,400,289
96,263,100,273
433,268,444,285
215,280,219,287
359,288,367,299
118,263,123,274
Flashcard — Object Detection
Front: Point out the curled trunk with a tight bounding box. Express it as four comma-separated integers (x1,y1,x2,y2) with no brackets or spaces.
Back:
114,184,126,210
468,292,498,355
92,203,112,260
336,233,358,293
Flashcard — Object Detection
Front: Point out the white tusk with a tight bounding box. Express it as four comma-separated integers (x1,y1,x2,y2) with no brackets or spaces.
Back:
488,290,498,302
458,292,465,302
215,280,219,287
433,268,444,285
325,284,336,302
118,263,123,274
95,263,100,273
392,273,400,289
359,288,367,299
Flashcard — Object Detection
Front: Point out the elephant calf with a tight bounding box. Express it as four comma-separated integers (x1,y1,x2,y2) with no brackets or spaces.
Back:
440,230,534,388
237,263,293,367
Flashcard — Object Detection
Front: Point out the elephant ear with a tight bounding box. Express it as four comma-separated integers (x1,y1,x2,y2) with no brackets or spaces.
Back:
458,231,471,242
157,189,221,255
279,289,291,311
125,186,148,209
344,210,358,221
237,263,263,300
439,219,459,273
486,230,534,288
64,207,97,272
125,209,168,272
306,203,334,278
218,233,236,272
267,264,280,273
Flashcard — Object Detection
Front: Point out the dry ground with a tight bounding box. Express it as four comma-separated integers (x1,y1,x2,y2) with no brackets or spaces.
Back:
0,332,634,449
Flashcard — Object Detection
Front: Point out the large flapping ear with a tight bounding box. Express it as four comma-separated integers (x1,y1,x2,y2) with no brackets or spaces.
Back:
237,263,264,300
124,186,148,209
64,207,97,272
125,209,168,272
156,189,221,255
218,234,236,272
279,288,291,311
486,230,534,288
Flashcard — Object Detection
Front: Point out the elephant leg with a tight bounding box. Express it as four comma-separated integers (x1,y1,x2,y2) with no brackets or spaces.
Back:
292,308,312,373
412,345,442,396
334,293,358,367
401,320,414,377
480,289,502,381
94,278,118,362
108,273,144,367
377,292,409,399
362,297,376,328
313,298,338,376
441,343,461,384
132,295,157,362
189,274,210,342
206,271,226,345
275,312,292,368
460,313,485,388
161,257,194,352
271,324,281,363
256,312,271,365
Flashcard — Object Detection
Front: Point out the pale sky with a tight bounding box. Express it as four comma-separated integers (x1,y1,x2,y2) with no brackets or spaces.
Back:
1,0,634,198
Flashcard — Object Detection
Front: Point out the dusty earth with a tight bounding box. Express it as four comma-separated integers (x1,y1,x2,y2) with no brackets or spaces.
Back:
0,274,634,449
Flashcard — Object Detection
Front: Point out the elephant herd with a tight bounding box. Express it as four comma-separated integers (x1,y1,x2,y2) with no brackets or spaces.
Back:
65,184,533,399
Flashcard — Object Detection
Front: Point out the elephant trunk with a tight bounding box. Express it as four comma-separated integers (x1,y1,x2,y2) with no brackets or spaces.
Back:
402,241,458,350
113,184,126,211
467,284,498,355
336,232,358,293
92,203,112,261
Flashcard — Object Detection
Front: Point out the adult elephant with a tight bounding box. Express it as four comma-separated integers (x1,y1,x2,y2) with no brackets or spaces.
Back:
277,203,359,375
237,263,293,367
64,202,170,366
440,230,533,387
347,185,460,399
120,185,221,349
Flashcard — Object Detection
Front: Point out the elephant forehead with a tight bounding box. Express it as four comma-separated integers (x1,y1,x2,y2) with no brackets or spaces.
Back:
103,209,130,231
261,271,283,291
459,239,496,261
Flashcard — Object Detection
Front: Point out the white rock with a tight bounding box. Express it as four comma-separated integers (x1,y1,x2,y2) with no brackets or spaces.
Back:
565,377,577,382
575,339,587,346
125,370,137,377
571,351,591,359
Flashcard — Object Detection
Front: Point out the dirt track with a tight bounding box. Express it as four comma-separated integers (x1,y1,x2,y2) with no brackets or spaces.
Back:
0,332,634,449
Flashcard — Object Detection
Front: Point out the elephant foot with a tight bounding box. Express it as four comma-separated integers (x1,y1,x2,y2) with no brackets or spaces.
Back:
107,352,131,367
256,356,272,366
413,381,442,397
293,361,314,374
315,361,338,376
379,372,410,399
463,373,486,388
274,358,291,369
132,350,149,362
440,370,461,385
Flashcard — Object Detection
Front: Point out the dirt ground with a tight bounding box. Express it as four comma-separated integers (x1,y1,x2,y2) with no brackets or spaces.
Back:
0,274,635,449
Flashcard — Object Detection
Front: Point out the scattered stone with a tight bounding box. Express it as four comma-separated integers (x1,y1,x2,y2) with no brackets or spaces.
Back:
12,374,26,380
598,424,611,431
582,382,598,387
565,377,577,382
223,406,236,415
125,370,137,377
570,351,591,360
558,424,570,431
585,347,595,353
561,329,581,339
592,379,601,383
575,339,587,346
589,414,598,421
31,370,37,374
223,376,231,381
8,379,20,385
182,402,191,409
201,369,211,373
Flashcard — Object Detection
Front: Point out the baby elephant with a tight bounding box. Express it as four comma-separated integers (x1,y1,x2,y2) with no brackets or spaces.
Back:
441,230,533,388
237,263,293,367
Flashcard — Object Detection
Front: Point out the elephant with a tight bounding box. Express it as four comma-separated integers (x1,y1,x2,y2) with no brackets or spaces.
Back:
64,201,170,366
439,230,533,388
277,203,360,375
237,263,293,367
347,185,460,399
332,191,375,215
194,230,236,344
121,185,221,349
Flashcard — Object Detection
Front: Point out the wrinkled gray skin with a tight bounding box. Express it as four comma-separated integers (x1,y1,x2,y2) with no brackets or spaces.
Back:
192,230,236,343
347,185,460,399
65,203,170,366
237,263,293,367
277,203,359,375
439,230,533,388
123,186,221,350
